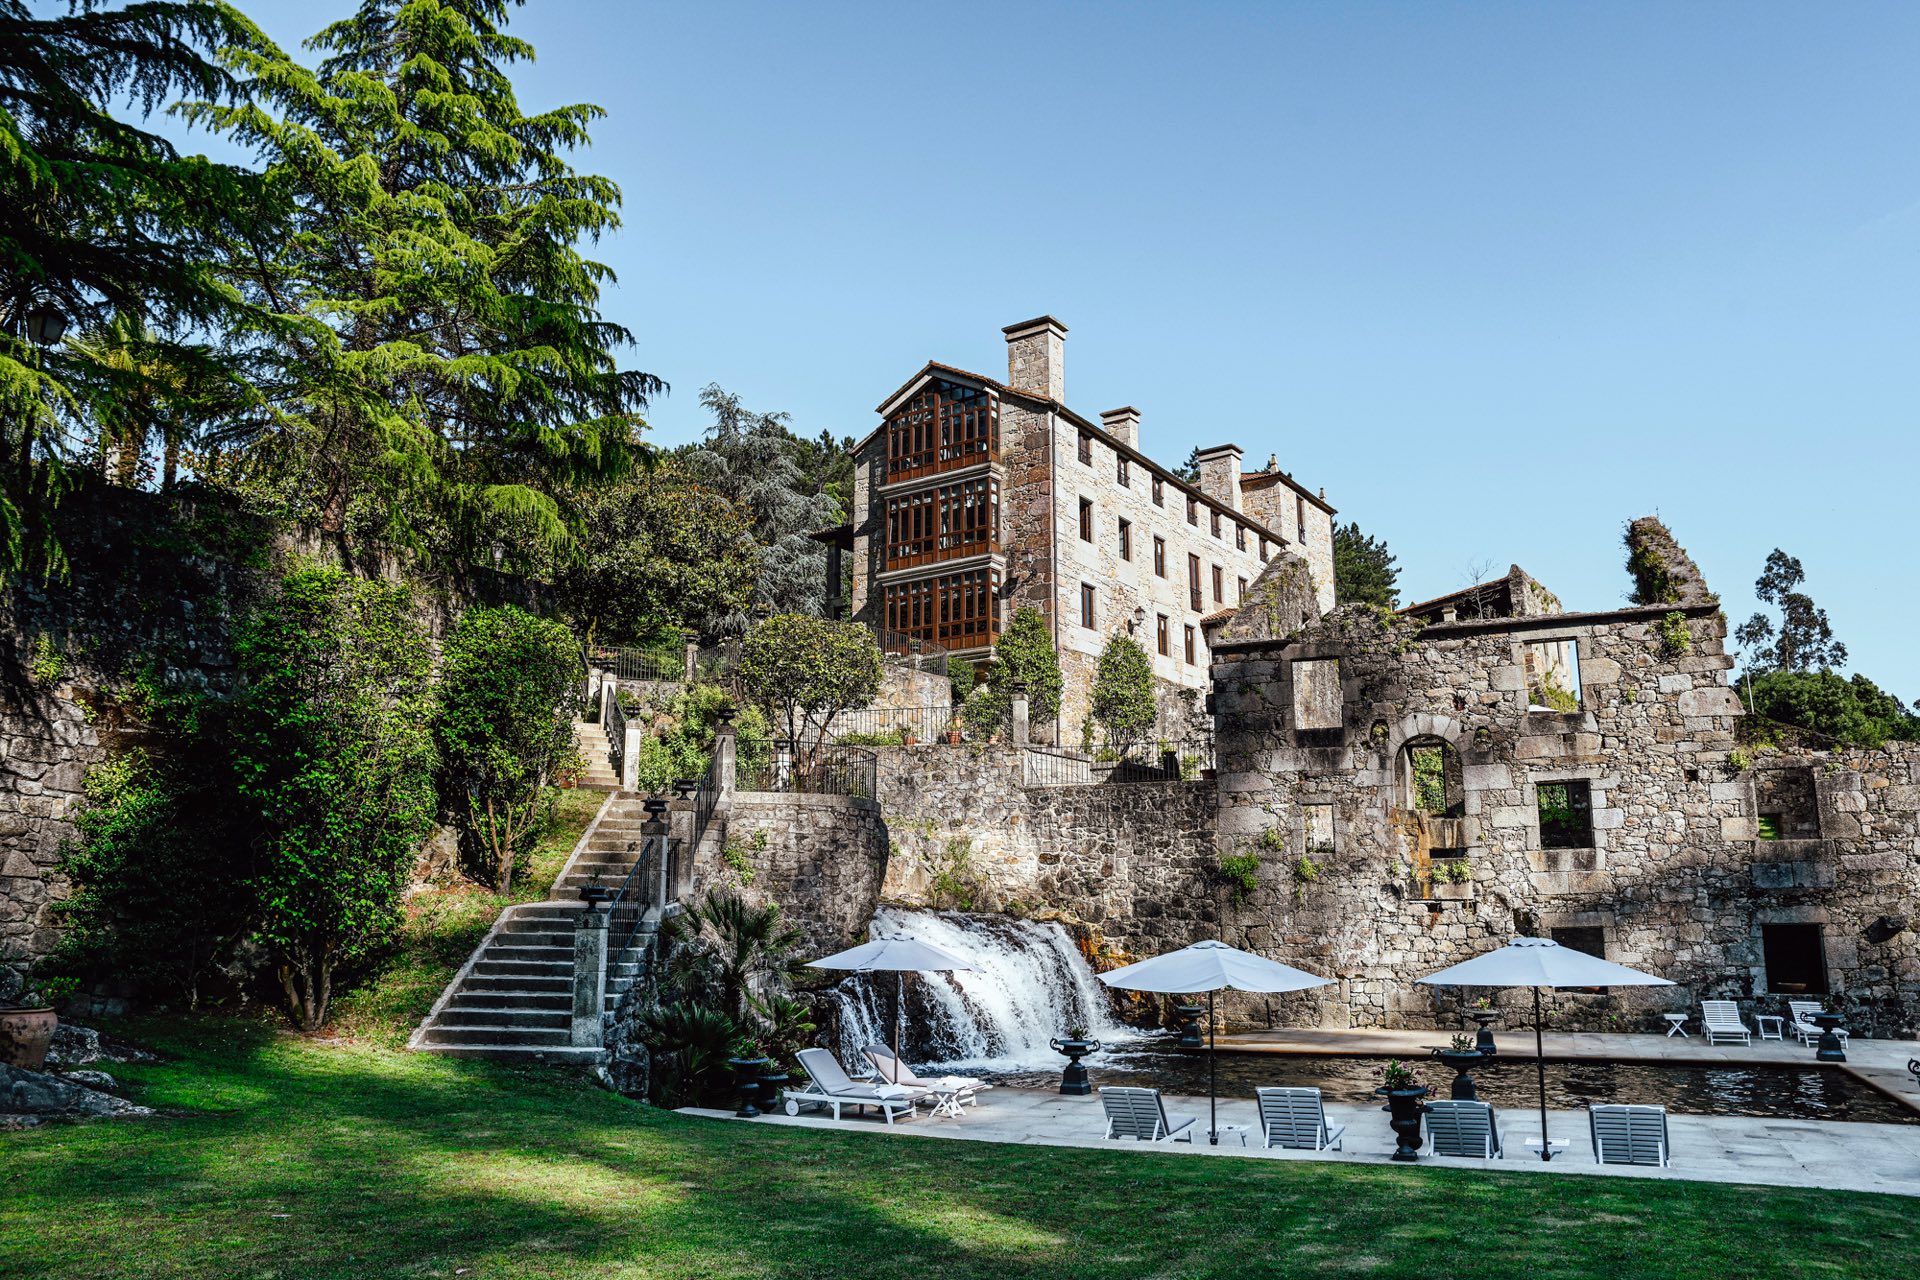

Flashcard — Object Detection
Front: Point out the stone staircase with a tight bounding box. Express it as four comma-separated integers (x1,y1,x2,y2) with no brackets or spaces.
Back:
574,718,622,791
409,792,669,1062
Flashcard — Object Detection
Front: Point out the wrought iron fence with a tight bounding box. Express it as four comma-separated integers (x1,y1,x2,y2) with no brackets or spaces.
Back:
604,694,628,788
828,704,965,745
588,644,685,683
1021,746,1193,788
737,741,877,800
688,752,720,853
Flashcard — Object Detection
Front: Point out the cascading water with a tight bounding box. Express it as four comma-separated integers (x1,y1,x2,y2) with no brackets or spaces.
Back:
829,906,1136,1071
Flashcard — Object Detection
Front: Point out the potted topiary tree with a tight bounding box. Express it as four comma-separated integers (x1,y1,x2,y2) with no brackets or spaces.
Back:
0,966,77,1071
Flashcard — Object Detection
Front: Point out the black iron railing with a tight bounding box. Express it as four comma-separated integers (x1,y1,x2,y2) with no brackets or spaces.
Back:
605,694,628,788
736,741,877,800
828,704,965,745
1021,747,1191,788
588,645,684,683
690,753,720,852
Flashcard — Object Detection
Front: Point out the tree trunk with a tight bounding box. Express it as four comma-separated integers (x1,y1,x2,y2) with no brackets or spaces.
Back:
278,953,333,1032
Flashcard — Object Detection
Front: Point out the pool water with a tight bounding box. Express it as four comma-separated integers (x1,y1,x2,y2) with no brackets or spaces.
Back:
989,1043,1920,1126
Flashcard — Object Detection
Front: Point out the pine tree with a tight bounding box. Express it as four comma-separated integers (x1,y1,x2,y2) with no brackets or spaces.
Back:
1734,549,1847,674
186,0,659,562
1333,521,1399,608
1,0,262,577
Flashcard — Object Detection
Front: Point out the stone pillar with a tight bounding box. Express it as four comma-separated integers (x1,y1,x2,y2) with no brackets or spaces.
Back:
683,638,697,683
620,715,644,792
714,711,738,797
571,903,609,1046
1011,682,1030,747
642,799,669,908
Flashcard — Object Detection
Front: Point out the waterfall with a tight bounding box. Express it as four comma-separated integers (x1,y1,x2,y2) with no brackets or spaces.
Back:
829,906,1136,1071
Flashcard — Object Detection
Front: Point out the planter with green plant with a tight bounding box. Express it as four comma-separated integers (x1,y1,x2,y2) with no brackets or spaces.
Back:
728,1037,772,1117
1373,1058,1429,1161
1049,1024,1101,1096
0,967,78,1070
1468,997,1499,1057
1430,1032,1485,1100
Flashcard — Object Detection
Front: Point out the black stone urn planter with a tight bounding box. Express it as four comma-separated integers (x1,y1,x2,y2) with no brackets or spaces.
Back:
1375,1086,1430,1162
1469,1010,1498,1058
728,1056,771,1117
757,1069,790,1115
1809,1013,1848,1063
1049,1037,1101,1096
1431,1049,1484,1101
1172,1004,1206,1049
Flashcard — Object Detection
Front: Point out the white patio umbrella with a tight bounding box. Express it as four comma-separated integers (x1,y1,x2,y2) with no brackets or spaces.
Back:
1416,936,1674,1160
1099,939,1333,1145
807,935,976,1071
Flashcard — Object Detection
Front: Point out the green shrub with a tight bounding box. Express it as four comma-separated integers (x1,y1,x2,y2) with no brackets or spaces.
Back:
738,614,883,752
1216,851,1260,903
1091,633,1157,759
1659,610,1693,657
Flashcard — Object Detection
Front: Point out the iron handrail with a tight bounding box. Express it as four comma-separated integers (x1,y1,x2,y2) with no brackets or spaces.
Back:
605,693,628,788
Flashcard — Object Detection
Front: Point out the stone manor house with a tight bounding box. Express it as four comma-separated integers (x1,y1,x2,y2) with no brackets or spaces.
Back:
836,316,1336,741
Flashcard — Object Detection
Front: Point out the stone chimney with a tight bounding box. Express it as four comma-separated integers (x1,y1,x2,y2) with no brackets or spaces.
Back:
1003,315,1066,401
1099,407,1140,450
1193,444,1243,512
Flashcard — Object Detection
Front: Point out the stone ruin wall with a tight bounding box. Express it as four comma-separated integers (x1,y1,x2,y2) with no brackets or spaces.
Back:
1207,600,1920,1037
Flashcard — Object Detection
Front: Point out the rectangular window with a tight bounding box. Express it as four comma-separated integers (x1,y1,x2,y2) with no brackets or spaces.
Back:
1525,640,1582,712
1551,927,1609,994
1078,430,1091,465
1296,494,1307,542
1237,576,1248,602
1080,583,1096,629
1236,524,1247,551
1117,455,1129,487
1210,510,1222,539
880,565,1000,651
883,378,996,482
1292,658,1342,730
1152,475,1164,506
1259,537,1270,562
1762,923,1829,994
1153,536,1167,577
883,474,999,570
1304,803,1335,855
1753,768,1820,839
1184,625,1196,665
1156,613,1170,656
1078,497,1093,542
1186,495,1198,526
1211,564,1224,603
1118,518,1132,561
1537,780,1594,849
1188,554,1202,611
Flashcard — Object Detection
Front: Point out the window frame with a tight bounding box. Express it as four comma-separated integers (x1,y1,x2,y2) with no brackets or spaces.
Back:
1118,517,1132,561
1078,497,1093,543
1080,582,1096,629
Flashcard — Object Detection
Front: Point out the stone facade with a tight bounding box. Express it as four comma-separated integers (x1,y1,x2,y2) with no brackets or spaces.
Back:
845,316,1337,748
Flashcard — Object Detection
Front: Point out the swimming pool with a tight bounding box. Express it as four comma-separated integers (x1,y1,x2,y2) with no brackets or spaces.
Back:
987,1043,1920,1126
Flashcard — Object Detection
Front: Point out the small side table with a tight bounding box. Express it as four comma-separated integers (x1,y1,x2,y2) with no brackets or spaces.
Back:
1662,1013,1690,1038
1214,1123,1253,1147
1755,1014,1785,1041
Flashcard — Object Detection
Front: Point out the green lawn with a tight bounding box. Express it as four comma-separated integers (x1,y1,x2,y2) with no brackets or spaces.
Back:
4,1020,1918,1280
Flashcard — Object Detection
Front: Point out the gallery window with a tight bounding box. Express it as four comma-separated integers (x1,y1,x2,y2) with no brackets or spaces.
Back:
884,378,996,482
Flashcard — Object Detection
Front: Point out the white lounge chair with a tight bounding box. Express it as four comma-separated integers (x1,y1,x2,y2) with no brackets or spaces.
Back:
1700,999,1751,1046
1099,1086,1196,1143
1590,1103,1670,1166
863,1043,992,1111
1253,1086,1346,1151
1426,1100,1502,1159
1786,1001,1850,1048
784,1048,925,1124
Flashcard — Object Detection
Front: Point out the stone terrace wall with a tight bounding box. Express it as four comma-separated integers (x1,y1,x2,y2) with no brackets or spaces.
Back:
717,793,888,955
0,483,541,985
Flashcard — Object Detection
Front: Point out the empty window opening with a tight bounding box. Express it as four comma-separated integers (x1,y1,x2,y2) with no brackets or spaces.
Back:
1292,658,1342,730
1304,803,1335,855
1525,639,1582,712
1078,497,1093,542
1551,926,1609,993
1118,518,1132,561
1753,768,1820,840
1080,583,1096,629
1762,923,1828,994
1400,738,1464,819
1537,780,1594,849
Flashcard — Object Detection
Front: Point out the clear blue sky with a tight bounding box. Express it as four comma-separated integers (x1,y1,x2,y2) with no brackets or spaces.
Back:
188,2,1920,693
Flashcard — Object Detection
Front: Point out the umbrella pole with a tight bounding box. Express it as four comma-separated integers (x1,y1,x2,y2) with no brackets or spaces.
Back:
894,972,905,1081
1534,986,1551,1161
1208,989,1218,1146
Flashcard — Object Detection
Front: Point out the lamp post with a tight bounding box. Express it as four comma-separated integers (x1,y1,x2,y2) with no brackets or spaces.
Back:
12,300,66,492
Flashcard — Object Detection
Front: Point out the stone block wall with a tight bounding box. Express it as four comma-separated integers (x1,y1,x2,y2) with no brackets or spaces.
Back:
714,792,888,956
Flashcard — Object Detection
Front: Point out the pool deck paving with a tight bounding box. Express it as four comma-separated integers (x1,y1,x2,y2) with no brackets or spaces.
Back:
687,1030,1920,1198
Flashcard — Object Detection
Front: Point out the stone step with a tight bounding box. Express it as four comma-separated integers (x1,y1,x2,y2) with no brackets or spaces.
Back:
421,1023,573,1047
485,944,572,963
437,1006,571,1030
419,1043,607,1064
482,930,573,949
449,988,573,1010
460,974,572,995
472,958,571,978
